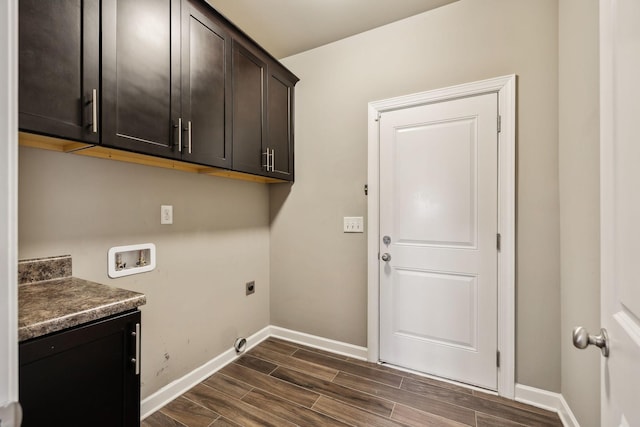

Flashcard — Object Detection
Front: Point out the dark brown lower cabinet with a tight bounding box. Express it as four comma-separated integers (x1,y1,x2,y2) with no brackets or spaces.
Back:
19,310,141,427
231,40,298,181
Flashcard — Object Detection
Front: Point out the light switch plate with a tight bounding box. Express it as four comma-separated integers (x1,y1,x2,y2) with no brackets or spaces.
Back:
343,216,364,233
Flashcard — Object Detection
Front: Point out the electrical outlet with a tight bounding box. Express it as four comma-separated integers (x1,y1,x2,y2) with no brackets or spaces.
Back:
161,205,173,225
246,281,255,295
343,216,364,233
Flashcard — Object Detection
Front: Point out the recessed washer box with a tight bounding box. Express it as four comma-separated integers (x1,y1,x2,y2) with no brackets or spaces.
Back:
108,243,156,278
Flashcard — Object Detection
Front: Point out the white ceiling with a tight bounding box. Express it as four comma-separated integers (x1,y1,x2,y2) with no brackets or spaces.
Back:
206,0,458,59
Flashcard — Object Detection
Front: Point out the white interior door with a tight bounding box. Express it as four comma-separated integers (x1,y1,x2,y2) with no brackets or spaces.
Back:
379,93,499,390
600,1,640,425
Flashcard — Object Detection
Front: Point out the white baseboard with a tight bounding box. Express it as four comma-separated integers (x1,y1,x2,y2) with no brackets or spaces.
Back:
140,325,367,420
515,384,580,427
269,326,368,360
140,325,271,419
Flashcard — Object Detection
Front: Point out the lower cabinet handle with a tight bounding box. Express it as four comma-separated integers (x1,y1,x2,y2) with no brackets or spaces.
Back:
131,323,141,375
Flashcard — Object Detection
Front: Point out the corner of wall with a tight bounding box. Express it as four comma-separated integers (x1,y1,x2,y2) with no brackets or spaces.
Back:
558,0,601,426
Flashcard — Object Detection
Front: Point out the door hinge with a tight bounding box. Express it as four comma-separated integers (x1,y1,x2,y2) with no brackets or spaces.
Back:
364,184,368,196
497,115,502,133
497,350,501,367
375,112,381,122
497,233,501,251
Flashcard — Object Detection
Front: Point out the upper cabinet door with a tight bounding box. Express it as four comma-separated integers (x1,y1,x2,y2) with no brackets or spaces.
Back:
266,69,296,181
19,0,100,144
181,0,232,168
231,41,267,176
101,0,181,158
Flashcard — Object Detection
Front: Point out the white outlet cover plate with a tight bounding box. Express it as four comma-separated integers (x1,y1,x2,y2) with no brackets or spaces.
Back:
344,216,364,233
161,205,173,224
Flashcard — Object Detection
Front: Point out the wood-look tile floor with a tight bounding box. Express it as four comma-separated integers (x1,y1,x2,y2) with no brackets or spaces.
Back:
142,338,562,427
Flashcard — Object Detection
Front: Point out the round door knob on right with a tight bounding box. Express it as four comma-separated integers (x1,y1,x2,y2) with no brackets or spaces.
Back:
381,253,391,262
572,326,610,357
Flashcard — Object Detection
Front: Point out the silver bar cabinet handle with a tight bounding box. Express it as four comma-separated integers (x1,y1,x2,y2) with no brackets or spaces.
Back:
187,121,192,154
91,89,98,133
131,323,141,375
177,118,182,152
271,148,275,172
263,148,270,171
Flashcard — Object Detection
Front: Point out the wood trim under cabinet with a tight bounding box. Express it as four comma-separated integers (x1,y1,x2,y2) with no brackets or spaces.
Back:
19,132,286,184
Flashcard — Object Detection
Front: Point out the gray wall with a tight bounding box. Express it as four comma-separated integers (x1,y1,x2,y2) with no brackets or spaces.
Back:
273,0,562,391
559,0,600,425
18,147,271,398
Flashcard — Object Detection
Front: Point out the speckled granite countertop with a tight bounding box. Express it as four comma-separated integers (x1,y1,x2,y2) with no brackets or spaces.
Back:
18,255,146,342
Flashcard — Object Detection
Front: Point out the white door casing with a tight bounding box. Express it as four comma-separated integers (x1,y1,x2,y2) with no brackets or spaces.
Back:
378,93,498,390
600,1,640,426
367,75,516,397
0,0,20,425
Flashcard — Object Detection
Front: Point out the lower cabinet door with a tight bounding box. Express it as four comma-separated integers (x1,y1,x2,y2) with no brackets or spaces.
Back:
19,310,141,427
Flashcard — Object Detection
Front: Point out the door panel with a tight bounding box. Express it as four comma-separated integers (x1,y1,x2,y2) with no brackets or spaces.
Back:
379,93,498,390
600,0,640,425
267,70,295,180
232,42,266,176
393,269,478,349
181,1,231,167
393,118,477,247
102,0,181,157
19,0,99,143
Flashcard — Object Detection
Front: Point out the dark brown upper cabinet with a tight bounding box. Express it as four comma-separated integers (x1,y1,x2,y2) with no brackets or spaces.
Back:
19,0,298,182
101,0,182,158
19,0,100,144
180,0,232,168
232,40,298,181
101,0,232,167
